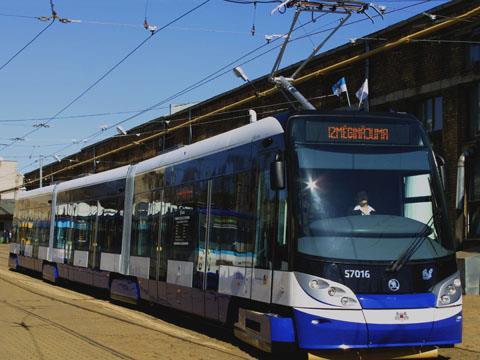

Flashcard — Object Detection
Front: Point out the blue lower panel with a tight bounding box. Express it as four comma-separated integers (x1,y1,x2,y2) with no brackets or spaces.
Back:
293,309,368,349
358,293,436,309
430,312,462,345
367,322,433,347
111,278,140,302
268,316,295,343
293,308,462,349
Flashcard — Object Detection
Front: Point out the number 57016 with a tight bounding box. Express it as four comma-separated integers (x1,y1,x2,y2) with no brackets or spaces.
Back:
344,270,370,279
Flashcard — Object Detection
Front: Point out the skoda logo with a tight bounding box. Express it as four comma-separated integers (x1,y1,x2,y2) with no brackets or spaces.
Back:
388,279,400,292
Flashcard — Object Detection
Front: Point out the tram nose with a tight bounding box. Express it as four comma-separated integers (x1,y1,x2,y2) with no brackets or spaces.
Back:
357,293,461,347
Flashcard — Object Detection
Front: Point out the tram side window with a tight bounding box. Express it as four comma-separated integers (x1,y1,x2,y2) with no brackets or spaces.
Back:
36,206,51,247
131,191,158,258
97,196,124,254
54,204,70,249
72,201,97,251
209,172,255,271
254,170,276,270
164,183,204,263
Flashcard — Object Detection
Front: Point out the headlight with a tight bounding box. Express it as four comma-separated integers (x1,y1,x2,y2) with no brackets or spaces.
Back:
309,278,329,289
295,273,361,309
341,297,358,306
432,272,462,307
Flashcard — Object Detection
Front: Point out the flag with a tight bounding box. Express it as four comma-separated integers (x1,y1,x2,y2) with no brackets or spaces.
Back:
356,78,369,103
332,77,348,96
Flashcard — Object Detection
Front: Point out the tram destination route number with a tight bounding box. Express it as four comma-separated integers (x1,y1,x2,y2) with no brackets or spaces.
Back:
305,120,411,145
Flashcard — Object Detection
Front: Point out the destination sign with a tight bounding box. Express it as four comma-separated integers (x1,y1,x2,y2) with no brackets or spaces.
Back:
305,121,411,145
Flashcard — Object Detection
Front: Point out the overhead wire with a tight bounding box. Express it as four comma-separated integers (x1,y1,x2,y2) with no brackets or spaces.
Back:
22,0,434,173
33,11,332,161
0,18,55,72
0,0,212,153
0,106,171,123
7,1,458,183
0,10,252,34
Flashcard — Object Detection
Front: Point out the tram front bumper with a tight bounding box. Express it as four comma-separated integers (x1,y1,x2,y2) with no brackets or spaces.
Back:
293,306,462,350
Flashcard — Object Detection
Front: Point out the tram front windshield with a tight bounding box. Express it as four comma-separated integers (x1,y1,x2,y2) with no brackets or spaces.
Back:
291,119,454,263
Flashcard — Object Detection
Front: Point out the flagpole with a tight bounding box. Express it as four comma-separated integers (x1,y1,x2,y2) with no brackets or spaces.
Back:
345,89,351,108
358,92,364,109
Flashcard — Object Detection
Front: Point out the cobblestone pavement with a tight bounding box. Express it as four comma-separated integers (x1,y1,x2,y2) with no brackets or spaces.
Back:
0,246,253,360
0,246,479,359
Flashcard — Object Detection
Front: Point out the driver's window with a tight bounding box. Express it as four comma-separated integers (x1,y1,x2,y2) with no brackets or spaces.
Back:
403,174,434,231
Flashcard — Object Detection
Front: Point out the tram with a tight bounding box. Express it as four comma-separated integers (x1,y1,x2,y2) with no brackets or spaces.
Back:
8,111,462,354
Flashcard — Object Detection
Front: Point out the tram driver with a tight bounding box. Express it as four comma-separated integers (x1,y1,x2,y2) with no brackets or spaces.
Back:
352,191,376,216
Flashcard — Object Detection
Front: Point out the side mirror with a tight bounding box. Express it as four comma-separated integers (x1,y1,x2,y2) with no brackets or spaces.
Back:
270,160,285,190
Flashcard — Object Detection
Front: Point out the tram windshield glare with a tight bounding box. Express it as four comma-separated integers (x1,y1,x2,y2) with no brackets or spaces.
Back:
290,116,453,263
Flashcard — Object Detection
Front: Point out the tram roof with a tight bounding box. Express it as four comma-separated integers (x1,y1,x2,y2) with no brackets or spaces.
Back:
134,115,284,175
19,116,284,197
17,185,55,200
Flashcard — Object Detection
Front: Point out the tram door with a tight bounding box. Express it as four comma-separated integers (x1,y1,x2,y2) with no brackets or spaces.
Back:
88,201,100,269
251,149,287,303
192,180,215,319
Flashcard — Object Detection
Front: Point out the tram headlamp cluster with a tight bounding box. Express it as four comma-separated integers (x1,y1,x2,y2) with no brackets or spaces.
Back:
296,272,361,309
340,297,357,306
432,272,462,307
309,279,329,289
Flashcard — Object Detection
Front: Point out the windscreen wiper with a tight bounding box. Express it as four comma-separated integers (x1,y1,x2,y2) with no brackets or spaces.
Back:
386,206,442,272
386,223,432,272
388,177,444,272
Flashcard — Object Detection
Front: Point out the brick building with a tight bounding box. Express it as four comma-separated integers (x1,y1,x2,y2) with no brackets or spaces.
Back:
24,0,480,247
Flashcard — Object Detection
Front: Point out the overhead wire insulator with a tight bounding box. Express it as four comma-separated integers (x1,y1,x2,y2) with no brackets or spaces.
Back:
49,0,57,19
143,0,157,35
251,1,257,36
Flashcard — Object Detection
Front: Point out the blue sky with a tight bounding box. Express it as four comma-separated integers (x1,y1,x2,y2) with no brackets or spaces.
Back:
0,0,447,173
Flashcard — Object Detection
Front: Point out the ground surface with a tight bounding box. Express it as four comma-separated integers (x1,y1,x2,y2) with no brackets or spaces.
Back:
0,245,478,359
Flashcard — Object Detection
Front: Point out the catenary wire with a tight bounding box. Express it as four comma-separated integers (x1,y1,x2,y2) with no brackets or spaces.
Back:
0,19,55,72
34,12,331,159
23,0,433,172
7,0,441,180
0,0,212,153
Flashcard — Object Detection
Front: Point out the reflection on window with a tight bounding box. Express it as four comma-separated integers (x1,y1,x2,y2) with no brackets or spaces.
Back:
418,96,443,132
210,173,254,274
470,44,480,65
97,196,124,254
403,174,435,236
470,82,480,137
298,170,437,229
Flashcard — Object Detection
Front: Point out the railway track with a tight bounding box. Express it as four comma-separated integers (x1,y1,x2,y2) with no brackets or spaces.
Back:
0,247,251,360
1,299,135,360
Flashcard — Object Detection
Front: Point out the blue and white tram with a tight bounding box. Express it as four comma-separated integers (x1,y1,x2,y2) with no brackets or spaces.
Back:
8,111,462,355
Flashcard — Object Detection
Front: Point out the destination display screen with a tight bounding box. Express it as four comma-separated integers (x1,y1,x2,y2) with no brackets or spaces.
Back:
304,120,411,145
